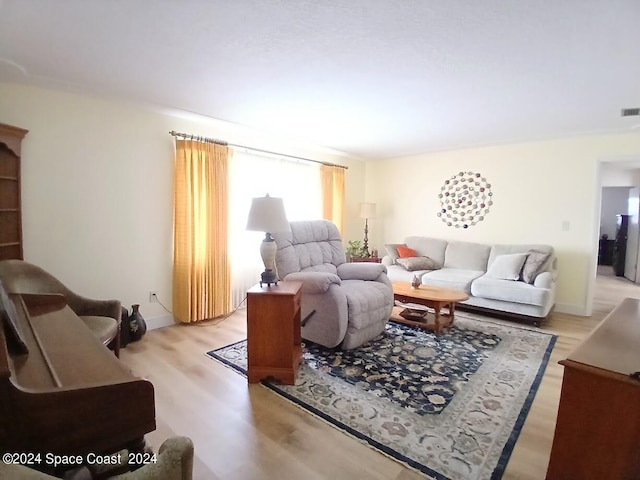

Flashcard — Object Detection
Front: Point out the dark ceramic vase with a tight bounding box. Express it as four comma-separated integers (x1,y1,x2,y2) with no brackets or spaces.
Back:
129,304,147,342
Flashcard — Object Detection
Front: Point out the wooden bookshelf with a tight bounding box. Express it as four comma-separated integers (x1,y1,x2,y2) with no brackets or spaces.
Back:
0,123,28,261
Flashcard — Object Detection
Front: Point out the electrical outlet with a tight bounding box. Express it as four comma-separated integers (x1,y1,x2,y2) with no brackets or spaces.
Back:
149,291,158,303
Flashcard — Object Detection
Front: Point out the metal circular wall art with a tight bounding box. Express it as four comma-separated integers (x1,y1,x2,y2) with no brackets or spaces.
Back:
437,171,493,228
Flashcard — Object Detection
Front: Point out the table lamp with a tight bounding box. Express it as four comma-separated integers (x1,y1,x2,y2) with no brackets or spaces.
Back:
359,202,376,258
246,194,291,286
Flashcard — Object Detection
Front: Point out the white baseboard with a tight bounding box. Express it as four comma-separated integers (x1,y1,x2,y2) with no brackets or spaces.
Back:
145,314,176,330
554,302,589,317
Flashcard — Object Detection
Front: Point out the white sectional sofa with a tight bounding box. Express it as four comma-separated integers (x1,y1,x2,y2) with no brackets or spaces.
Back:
382,236,557,324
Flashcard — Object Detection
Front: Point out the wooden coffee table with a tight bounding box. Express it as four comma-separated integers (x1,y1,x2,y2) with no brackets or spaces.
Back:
392,282,469,334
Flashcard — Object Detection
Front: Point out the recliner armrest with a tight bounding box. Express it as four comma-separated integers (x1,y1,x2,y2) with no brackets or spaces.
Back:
284,272,341,294
337,263,387,281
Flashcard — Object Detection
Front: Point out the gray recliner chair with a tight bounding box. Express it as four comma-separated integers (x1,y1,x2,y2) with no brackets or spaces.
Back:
273,220,393,349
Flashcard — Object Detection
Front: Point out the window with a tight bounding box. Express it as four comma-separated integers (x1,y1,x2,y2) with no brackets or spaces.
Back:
228,149,322,306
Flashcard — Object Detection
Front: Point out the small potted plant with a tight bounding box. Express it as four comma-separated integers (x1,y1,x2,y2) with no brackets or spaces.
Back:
346,240,366,261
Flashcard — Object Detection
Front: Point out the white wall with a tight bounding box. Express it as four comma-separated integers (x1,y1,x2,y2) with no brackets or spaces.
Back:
600,187,631,238
600,165,640,187
4,81,639,321
367,134,640,316
0,82,366,326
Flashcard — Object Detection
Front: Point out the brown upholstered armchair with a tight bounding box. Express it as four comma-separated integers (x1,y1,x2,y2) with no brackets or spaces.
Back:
0,259,121,357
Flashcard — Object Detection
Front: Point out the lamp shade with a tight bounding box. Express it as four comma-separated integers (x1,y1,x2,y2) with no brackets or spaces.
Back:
359,202,377,219
246,194,291,233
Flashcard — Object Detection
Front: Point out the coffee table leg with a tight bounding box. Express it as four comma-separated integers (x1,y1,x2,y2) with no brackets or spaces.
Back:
434,304,442,334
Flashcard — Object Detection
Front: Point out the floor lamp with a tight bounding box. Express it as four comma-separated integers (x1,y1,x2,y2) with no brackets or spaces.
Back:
246,194,290,287
359,202,376,258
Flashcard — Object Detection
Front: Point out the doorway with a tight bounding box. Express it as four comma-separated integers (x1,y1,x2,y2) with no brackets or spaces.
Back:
598,163,640,295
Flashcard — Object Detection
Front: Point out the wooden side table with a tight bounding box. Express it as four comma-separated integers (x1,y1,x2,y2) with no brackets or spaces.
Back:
246,281,302,385
350,257,382,263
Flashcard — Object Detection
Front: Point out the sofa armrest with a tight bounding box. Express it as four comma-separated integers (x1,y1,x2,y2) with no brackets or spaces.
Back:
533,271,556,289
381,255,394,267
284,272,341,294
337,262,387,281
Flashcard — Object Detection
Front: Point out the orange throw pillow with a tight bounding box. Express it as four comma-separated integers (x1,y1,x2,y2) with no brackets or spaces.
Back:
396,245,417,258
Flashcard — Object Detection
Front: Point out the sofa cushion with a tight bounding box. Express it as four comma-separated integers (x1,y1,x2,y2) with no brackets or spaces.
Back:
385,265,431,283
471,275,550,307
521,250,551,284
395,256,439,272
80,315,119,344
422,268,485,294
443,242,491,271
485,253,527,281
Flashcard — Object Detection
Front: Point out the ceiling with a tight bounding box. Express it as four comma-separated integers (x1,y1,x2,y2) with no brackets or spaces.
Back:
1,0,639,160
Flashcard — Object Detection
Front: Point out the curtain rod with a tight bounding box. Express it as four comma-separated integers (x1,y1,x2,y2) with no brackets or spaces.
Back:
169,130,348,170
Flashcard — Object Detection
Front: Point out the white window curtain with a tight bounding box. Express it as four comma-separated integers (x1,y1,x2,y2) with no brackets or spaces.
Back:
228,149,322,307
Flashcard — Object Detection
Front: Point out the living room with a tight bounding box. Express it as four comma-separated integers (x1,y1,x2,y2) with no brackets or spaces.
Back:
7,79,640,325
1,1,640,479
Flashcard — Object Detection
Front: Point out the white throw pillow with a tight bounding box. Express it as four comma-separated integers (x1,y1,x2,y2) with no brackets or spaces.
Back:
485,253,528,281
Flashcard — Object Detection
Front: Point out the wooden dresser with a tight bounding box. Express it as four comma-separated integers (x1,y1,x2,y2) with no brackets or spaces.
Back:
546,297,640,479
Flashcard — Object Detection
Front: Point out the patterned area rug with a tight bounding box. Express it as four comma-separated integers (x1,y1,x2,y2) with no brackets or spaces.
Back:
207,314,556,480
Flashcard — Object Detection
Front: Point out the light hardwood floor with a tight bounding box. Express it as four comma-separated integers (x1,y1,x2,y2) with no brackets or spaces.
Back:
119,268,640,480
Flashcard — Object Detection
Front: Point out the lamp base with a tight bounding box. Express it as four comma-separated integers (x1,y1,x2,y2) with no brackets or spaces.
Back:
260,269,278,287
363,218,370,257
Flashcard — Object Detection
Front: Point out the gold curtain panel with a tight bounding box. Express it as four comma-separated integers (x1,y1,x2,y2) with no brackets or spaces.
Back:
173,140,231,323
